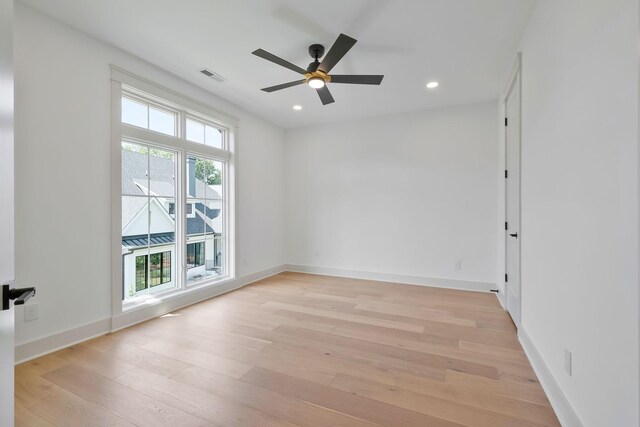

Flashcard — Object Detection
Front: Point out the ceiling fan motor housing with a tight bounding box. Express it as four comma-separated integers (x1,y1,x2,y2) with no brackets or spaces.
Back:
308,44,325,60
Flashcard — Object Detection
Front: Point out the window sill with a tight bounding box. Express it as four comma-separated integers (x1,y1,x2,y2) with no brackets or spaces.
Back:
121,274,233,313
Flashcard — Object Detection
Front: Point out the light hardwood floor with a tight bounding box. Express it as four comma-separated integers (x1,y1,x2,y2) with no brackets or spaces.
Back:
15,272,559,426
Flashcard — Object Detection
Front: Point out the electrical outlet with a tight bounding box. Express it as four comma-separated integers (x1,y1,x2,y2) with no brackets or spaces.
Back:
454,260,462,270
24,303,38,322
564,349,572,376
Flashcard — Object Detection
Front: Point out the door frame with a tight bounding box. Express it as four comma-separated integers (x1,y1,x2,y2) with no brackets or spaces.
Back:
0,0,14,424
500,53,522,325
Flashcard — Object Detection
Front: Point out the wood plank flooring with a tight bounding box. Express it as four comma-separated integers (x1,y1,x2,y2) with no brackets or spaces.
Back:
15,272,559,426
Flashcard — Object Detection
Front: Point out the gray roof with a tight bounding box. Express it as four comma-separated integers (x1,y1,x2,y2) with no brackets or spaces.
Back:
122,149,176,197
122,232,175,249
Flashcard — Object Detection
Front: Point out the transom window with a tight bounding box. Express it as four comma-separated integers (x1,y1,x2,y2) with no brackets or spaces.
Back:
186,117,224,149
115,77,235,309
122,95,177,136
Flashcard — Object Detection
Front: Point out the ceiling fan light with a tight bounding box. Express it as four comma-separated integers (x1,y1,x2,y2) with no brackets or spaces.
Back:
308,77,325,89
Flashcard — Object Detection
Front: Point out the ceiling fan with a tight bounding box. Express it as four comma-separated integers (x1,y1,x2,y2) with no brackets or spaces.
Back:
252,33,384,105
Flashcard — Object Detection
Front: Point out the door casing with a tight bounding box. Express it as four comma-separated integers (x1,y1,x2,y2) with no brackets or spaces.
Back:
0,0,15,424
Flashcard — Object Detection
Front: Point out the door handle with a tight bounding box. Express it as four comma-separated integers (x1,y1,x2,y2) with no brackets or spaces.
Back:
509,233,518,238
2,284,36,310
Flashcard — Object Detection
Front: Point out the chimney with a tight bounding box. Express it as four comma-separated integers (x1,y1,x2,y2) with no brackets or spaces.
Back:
187,157,196,197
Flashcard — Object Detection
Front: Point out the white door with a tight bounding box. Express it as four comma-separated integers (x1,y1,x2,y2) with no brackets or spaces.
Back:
0,0,14,425
505,71,521,327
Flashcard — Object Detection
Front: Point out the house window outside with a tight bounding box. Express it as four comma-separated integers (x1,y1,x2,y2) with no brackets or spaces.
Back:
135,252,172,290
150,251,172,286
118,81,234,307
135,255,147,292
186,242,204,269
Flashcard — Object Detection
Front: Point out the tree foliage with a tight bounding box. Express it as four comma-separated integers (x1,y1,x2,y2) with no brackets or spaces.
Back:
195,158,222,185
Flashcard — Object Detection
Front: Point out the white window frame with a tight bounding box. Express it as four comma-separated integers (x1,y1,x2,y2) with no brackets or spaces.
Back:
111,66,238,315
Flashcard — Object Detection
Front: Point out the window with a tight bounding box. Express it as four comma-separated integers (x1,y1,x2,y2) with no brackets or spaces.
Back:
186,155,225,284
121,141,177,300
135,252,171,290
186,117,224,149
149,251,171,287
115,73,235,309
122,96,177,136
186,242,204,269
135,255,147,292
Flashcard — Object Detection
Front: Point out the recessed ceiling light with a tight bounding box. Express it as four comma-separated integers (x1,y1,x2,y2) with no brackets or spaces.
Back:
293,105,303,111
426,81,439,89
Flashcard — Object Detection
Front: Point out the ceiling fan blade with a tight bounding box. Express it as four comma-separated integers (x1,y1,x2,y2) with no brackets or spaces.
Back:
330,75,384,85
261,80,306,92
251,49,307,74
318,33,357,74
316,85,335,105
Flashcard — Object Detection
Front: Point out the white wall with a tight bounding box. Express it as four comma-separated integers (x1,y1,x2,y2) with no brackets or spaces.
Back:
13,4,286,346
514,0,639,425
285,102,498,288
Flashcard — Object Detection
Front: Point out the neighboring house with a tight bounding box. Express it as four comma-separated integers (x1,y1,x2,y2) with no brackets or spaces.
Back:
121,149,223,300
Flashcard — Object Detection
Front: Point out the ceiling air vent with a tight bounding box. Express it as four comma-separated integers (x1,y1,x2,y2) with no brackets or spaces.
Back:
199,68,226,82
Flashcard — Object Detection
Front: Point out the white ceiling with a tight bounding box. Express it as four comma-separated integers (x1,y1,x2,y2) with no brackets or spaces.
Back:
20,0,536,129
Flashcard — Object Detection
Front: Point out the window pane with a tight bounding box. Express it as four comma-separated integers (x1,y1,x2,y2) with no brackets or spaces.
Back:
205,125,223,149
149,253,162,287
161,251,172,284
123,141,177,301
122,142,149,196
186,157,222,200
122,97,148,128
186,154,225,286
123,195,150,299
186,242,205,269
148,148,176,197
214,236,224,276
186,156,198,200
186,119,205,144
206,160,223,200
149,107,176,136
186,198,206,237
205,235,223,279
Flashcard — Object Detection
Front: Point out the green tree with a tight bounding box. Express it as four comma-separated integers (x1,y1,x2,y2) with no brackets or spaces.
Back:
195,158,221,185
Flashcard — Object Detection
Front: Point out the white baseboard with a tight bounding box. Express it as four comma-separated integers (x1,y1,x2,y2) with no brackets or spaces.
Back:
14,264,286,364
518,328,583,427
284,264,495,293
15,317,112,364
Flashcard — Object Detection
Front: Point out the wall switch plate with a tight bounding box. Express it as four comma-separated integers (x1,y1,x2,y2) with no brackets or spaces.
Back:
454,260,462,270
564,349,572,376
25,303,38,322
